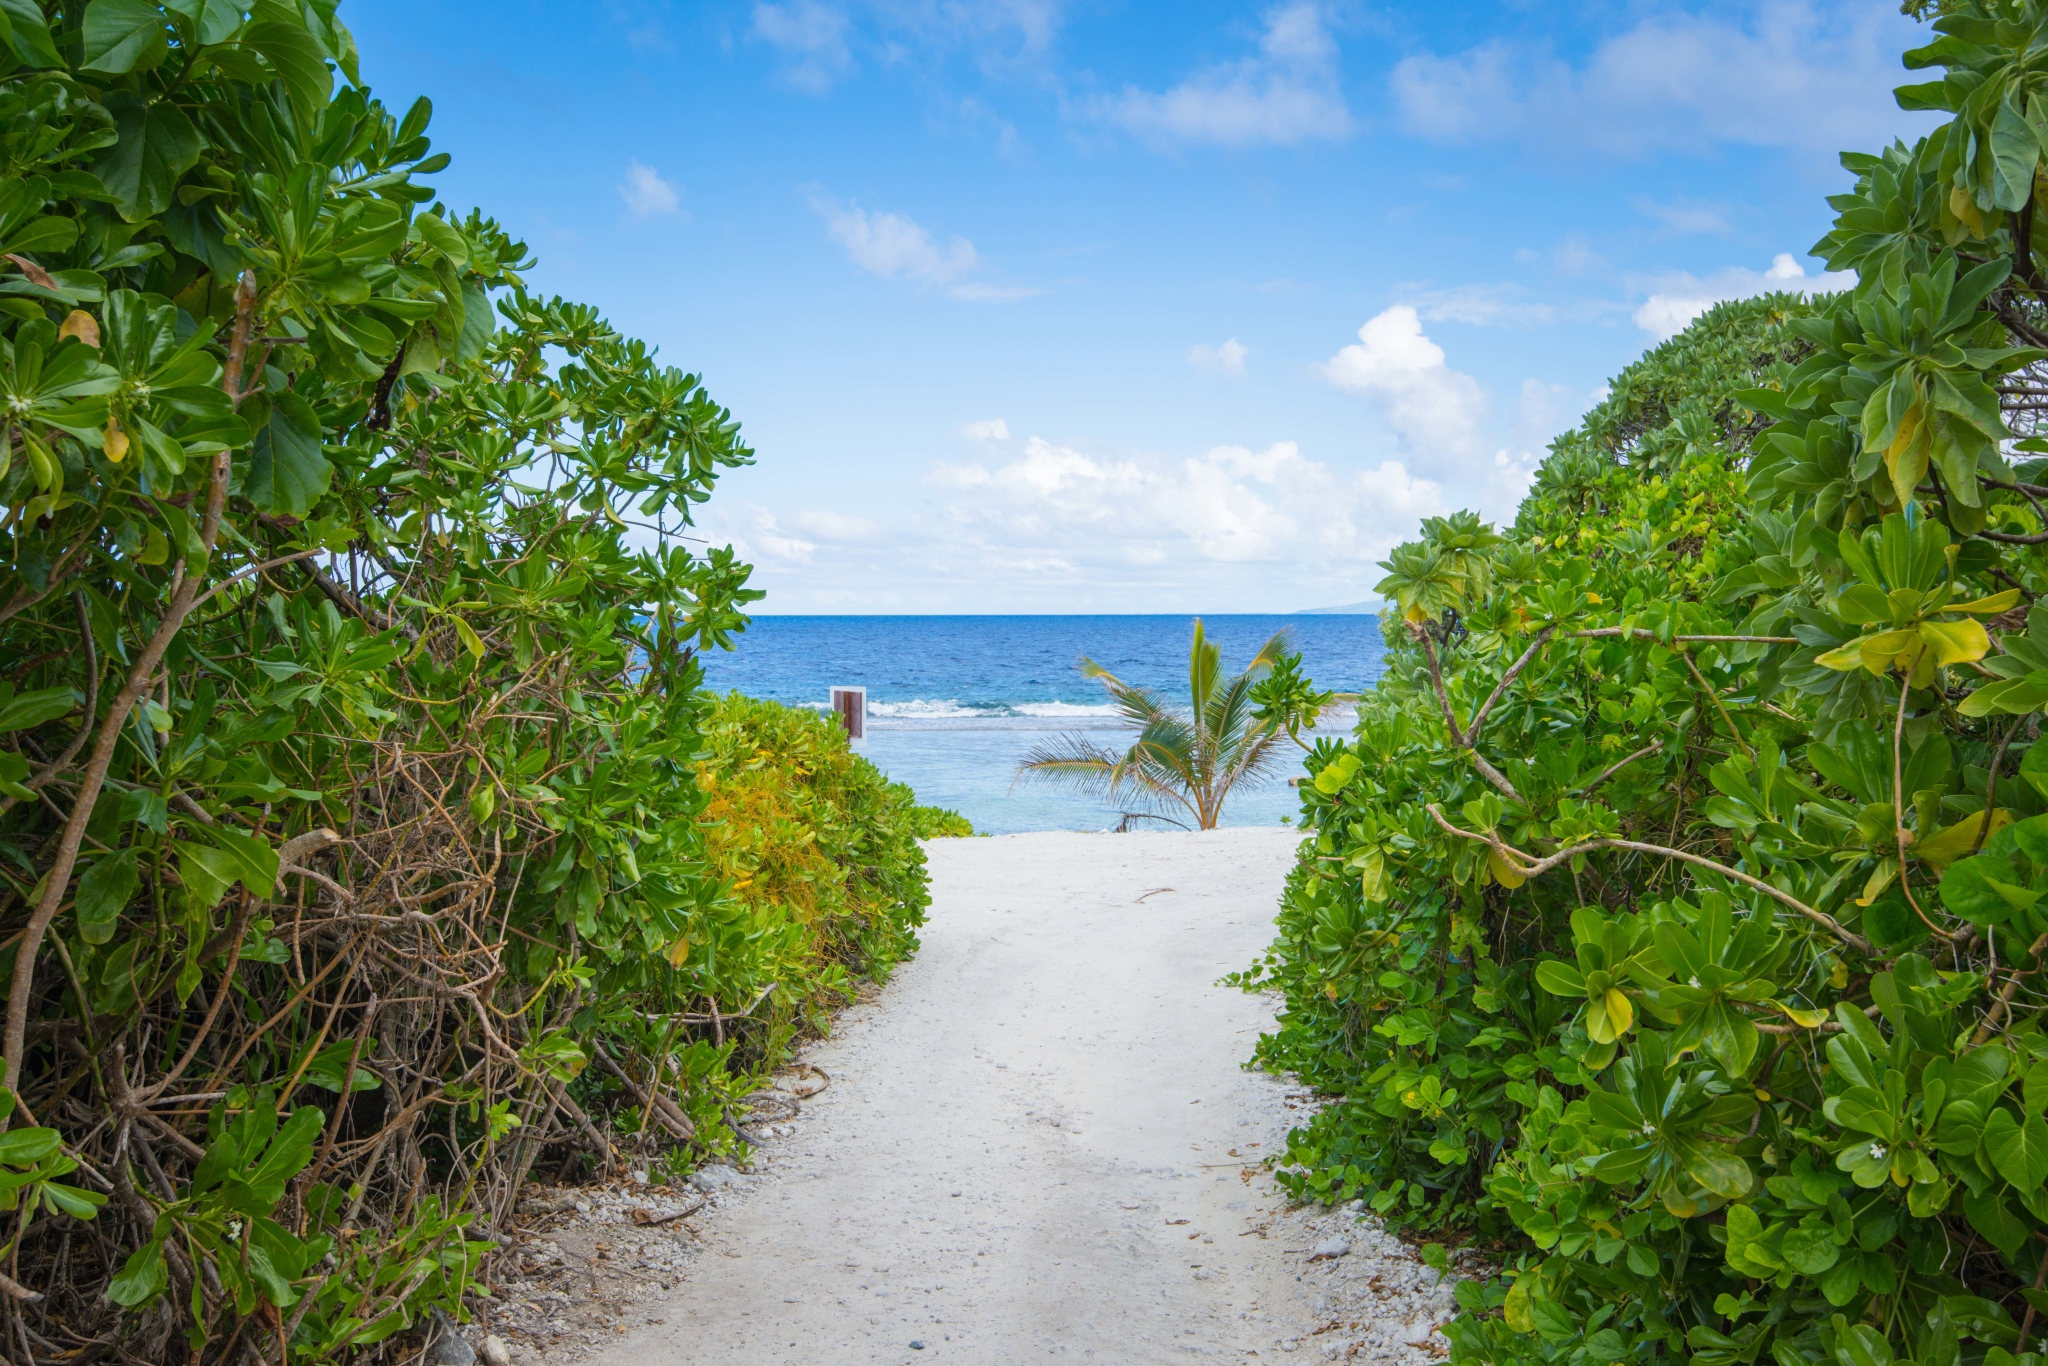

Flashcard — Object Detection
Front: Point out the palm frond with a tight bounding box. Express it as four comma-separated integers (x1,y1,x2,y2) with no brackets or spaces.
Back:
1189,618,1222,713
1090,670,1177,734
1016,622,1308,828
1012,736,1124,798
1247,628,1293,675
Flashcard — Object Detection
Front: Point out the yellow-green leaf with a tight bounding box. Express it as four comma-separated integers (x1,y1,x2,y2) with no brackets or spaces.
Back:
1358,846,1389,902
1489,847,1526,889
1503,1278,1533,1334
1951,588,2022,616
1914,809,2012,869
1858,628,1920,672
1775,1002,1830,1029
1603,988,1634,1038
1919,617,1991,666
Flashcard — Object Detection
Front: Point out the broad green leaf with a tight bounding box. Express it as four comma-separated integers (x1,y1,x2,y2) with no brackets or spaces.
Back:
41,1181,105,1219
1723,1201,1772,1274
177,841,237,909
238,1105,323,1206
1965,1185,2032,1255
0,685,77,731
80,0,168,73
1992,95,2040,211
1781,1223,1841,1274
165,0,244,45
75,847,139,945
413,211,469,268
106,1239,167,1306
243,390,331,517
0,0,62,66
1533,960,1585,996
1984,1107,2048,1192
91,92,203,222
208,826,280,898
1683,1145,1754,1200
300,1038,381,1093
0,1126,62,1165
240,20,335,125
1941,853,2039,925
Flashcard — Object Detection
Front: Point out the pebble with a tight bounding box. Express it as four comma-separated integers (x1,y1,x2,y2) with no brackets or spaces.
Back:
424,1310,475,1366
689,1165,743,1191
480,1336,512,1366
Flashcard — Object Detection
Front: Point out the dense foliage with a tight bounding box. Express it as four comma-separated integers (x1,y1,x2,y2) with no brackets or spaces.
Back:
1245,7,2048,1365
693,691,957,1053
0,2,934,1360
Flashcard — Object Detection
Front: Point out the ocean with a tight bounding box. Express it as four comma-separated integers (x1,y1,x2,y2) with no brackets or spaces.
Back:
700,615,1388,835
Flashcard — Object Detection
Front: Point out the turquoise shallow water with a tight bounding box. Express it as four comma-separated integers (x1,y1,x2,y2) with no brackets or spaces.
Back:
700,615,1388,835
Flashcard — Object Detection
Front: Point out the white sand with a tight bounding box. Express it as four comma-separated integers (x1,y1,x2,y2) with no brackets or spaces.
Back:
589,828,1453,1365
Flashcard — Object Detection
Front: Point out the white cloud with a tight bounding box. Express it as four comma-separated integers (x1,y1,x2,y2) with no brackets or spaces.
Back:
1319,306,1488,461
789,509,882,541
752,1,853,93
960,418,1010,441
813,195,977,286
1092,3,1351,148
1391,1,1930,158
619,162,680,218
1400,283,1558,328
931,436,1443,569
750,1,1064,93
747,512,817,564
1553,235,1599,276
810,194,1038,302
1632,252,1856,341
1636,198,1731,235
1188,338,1248,377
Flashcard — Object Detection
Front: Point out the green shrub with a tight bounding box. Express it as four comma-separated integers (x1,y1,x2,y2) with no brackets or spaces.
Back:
1248,10,2048,1359
906,803,977,839
692,692,937,1031
0,2,936,1357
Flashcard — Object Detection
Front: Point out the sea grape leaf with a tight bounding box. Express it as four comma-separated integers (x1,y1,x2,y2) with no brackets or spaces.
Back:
1984,1107,2048,1192
92,91,203,222
79,0,168,74
242,391,330,517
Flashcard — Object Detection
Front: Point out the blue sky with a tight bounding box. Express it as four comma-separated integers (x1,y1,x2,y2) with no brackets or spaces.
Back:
344,0,1932,613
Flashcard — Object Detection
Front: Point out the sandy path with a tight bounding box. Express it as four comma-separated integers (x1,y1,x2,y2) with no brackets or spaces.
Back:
597,827,1321,1364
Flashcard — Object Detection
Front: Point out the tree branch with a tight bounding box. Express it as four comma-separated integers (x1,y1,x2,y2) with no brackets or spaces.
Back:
1424,803,1871,954
1466,626,1554,747
1571,739,1665,796
2,271,259,1097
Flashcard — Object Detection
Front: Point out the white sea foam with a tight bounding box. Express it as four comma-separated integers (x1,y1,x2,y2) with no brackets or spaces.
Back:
798,696,1358,721
864,698,1122,719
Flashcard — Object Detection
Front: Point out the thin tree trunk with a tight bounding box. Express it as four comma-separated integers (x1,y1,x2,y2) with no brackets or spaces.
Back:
2,273,259,1096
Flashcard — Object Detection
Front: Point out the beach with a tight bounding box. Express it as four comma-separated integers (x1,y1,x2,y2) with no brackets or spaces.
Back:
574,828,1455,1366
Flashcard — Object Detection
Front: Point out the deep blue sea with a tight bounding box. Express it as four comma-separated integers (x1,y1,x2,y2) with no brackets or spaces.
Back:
701,615,1388,835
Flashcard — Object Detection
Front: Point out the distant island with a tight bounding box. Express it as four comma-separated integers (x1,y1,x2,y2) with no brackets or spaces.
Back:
1294,600,1385,615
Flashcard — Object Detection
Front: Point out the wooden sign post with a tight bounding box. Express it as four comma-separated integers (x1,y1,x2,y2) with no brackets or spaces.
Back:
830,686,866,741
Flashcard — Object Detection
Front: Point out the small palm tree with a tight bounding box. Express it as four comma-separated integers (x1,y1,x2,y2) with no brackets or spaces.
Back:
1015,619,1293,830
